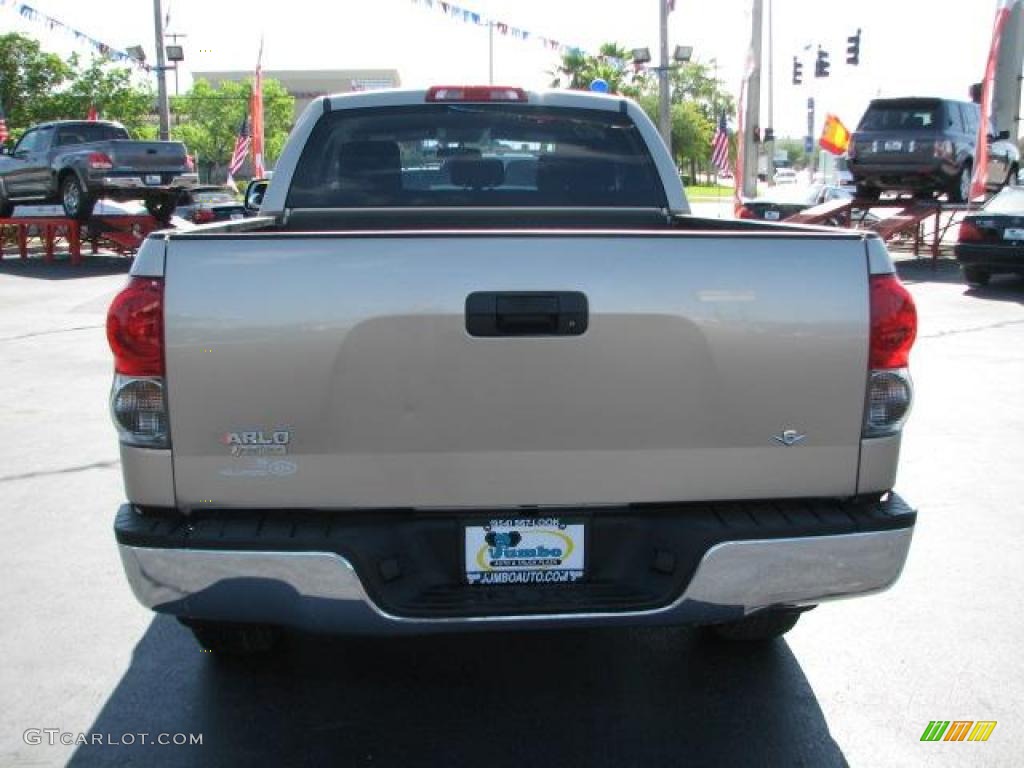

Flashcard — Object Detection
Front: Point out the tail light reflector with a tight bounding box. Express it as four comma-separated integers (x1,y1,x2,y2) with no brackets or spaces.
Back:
193,207,216,224
107,277,164,376
107,277,168,447
869,274,917,369
88,152,114,170
957,220,985,242
865,274,917,436
735,204,757,220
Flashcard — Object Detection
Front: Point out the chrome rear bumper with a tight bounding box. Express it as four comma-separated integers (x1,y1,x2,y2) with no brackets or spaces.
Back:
118,526,913,634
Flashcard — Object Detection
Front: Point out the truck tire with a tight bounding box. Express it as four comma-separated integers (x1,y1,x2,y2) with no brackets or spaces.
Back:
60,174,95,221
948,165,971,204
963,267,990,287
145,196,177,224
0,193,13,218
1006,163,1019,188
179,618,281,656
705,609,802,642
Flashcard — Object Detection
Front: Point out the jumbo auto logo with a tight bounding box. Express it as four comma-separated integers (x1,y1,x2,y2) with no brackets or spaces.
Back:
479,527,573,570
220,429,291,457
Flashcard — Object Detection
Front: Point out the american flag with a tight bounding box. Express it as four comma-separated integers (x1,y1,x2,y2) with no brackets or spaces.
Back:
711,113,730,175
228,114,251,178
0,98,8,145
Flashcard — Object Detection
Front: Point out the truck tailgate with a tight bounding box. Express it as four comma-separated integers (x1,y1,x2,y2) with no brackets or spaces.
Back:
164,232,870,509
107,140,186,171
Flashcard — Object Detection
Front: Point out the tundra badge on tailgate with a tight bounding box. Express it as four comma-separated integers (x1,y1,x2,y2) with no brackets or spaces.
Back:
221,429,292,457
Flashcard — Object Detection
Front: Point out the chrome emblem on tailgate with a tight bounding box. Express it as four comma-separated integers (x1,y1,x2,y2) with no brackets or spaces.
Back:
772,429,806,446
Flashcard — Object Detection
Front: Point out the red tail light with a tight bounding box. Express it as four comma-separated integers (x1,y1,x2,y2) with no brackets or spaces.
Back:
107,277,164,376
869,274,917,369
957,220,985,242
185,153,195,172
88,152,113,170
193,207,215,224
426,86,528,103
735,204,757,219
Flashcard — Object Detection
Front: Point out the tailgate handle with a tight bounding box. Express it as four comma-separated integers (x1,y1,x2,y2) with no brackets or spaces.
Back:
465,292,588,337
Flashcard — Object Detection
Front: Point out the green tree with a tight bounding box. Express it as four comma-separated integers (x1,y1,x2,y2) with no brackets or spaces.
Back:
52,56,154,135
171,78,294,182
0,32,72,133
549,43,649,97
550,42,735,179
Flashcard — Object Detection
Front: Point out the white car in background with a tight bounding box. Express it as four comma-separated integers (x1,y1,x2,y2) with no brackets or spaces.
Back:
773,168,798,185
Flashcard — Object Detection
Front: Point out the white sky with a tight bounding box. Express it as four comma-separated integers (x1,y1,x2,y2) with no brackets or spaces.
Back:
0,0,1000,137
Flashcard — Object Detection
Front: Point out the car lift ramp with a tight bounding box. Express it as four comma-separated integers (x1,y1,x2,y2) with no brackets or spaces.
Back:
786,198,973,263
0,215,163,264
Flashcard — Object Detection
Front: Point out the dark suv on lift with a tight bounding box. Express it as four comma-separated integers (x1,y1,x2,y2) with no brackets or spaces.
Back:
848,97,1019,203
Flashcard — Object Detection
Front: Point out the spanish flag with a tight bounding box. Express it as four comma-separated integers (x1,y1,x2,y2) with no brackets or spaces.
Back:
819,114,851,156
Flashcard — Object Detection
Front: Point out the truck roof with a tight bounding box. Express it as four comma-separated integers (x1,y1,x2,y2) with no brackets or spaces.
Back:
31,119,127,130
322,87,633,114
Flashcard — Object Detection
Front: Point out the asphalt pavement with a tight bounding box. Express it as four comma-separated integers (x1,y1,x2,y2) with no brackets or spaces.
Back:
0,251,1021,767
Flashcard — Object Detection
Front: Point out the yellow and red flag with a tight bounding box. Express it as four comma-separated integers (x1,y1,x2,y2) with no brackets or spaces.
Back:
819,114,851,156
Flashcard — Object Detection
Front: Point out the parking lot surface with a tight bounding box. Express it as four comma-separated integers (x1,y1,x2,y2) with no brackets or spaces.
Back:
0,255,1021,767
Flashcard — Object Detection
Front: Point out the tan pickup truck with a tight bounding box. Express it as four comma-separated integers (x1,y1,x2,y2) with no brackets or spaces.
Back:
107,86,917,654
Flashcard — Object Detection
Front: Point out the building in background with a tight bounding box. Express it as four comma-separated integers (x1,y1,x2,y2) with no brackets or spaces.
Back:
191,69,401,121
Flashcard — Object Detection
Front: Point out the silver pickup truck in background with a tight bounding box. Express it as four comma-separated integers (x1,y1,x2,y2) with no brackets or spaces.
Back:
107,86,918,654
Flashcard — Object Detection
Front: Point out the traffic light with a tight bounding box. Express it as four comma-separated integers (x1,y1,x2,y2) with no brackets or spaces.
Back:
792,56,803,85
815,48,831,78
846,28,862,66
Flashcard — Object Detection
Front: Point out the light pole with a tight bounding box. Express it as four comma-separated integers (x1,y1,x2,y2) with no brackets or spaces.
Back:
152,0,171,140
658,0,670,150
632,45,693,157
165,33,187,96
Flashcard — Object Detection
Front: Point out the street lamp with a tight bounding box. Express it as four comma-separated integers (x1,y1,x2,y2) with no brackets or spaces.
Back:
673,45,693,63
165,41,184,97
633,42,695,152
631,48,652,65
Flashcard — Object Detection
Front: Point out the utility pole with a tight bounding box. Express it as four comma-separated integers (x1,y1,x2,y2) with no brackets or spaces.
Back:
764,0,775,183
488,21,494,85
657,0,671,152
741,0,763,199
152,0,170,140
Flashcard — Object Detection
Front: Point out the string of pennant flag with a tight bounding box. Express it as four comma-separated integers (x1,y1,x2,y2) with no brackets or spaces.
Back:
0,0,148,70
407,0,628,70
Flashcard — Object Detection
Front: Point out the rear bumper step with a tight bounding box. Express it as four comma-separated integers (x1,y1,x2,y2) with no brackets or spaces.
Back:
115,496,915,633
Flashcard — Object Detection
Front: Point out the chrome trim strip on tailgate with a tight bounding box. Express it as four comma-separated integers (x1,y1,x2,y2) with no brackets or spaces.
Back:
118,527,913,633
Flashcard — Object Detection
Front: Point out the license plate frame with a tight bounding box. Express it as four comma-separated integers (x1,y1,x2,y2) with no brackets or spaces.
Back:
764,210,781,221
884,140,903,152
145,174,162,186
1002,227,1024,241
464,517,586,586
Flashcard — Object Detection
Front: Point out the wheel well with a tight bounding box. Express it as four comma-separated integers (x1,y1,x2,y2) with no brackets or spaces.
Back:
57,168,77,188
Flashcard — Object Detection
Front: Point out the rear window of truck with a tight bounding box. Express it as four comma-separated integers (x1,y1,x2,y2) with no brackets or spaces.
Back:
55,124,130,146
286,104,667,209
